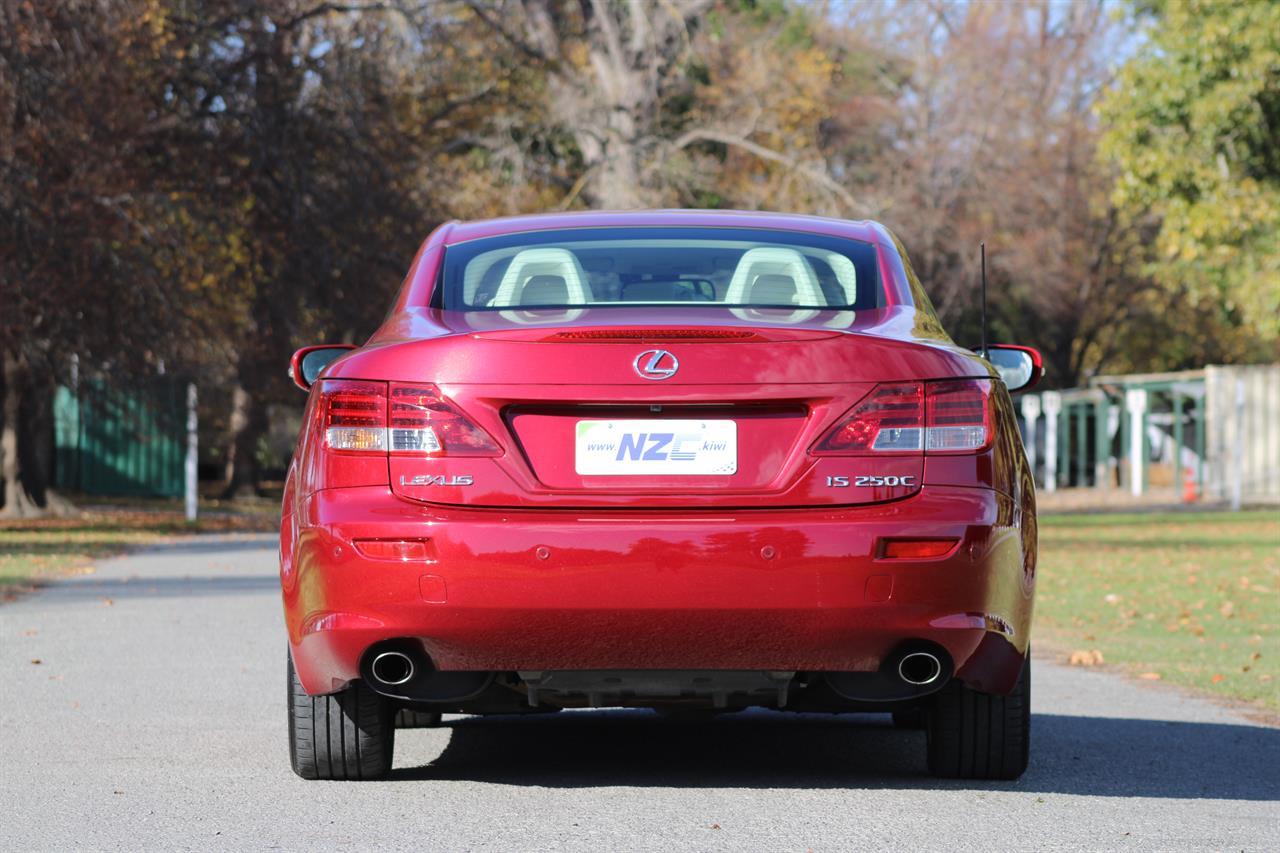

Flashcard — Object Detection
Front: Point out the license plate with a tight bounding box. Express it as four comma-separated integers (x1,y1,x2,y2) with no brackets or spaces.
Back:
575,419,737,475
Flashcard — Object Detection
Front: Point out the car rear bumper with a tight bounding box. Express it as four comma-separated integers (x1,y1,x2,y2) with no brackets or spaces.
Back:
282,485,1033,697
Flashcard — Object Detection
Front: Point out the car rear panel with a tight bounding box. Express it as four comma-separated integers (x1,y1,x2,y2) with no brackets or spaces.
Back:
322,316,988,509
284,483,1032,695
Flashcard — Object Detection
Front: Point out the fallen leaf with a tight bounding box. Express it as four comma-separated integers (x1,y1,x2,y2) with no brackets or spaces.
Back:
710,824,721,830
1138,672,1162,680
22,629,38,636
1104,594,1121,605
30,659,42,665
100,598,114,607
1068,649,1105,666
1219,601,1235,618
1211,674,1224,684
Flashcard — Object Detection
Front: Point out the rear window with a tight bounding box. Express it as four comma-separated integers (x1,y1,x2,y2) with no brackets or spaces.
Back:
433,227,882,313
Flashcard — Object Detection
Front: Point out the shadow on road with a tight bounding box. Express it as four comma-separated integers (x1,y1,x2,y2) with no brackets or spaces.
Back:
135,535,278,555
32,574,279,601
389,709,1280,800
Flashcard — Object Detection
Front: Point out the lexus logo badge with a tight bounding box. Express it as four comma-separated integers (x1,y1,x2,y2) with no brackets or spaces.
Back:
633,349,679,380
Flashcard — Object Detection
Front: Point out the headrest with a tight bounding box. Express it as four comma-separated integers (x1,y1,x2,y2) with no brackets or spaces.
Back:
724,247,824,306
489,248,591,307
521,274,568,305
748,273,797,305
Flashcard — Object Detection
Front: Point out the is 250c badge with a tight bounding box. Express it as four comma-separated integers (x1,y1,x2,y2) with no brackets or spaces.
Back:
826,475,916,487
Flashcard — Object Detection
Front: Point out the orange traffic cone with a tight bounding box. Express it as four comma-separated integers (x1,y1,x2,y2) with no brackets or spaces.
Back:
1182,467,1197,504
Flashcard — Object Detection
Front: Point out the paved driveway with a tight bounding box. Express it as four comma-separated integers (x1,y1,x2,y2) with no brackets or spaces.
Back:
2,534,1277,851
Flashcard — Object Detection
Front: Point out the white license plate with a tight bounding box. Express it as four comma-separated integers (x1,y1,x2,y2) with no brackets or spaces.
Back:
575,419,737,476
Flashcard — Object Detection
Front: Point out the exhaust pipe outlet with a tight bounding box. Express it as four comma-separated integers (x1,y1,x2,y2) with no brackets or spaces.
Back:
897,651,942,686
370,651,415,686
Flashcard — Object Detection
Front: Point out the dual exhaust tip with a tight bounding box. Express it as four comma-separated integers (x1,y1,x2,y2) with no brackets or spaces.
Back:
897,651,943,686
373,646,943,690
370,650,415,686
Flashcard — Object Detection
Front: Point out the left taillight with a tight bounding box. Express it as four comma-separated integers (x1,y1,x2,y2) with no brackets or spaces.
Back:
321,380,388,453
318,379,500,457
388,383,500,456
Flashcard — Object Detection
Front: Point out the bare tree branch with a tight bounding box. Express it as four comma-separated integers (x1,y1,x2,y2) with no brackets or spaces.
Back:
672,129,860,213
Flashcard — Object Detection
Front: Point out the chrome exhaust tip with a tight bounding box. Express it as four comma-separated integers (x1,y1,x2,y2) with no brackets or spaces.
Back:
897,652,943,686
370,651,415,686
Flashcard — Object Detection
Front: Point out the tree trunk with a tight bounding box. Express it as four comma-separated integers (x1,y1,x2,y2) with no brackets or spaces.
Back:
220,381,265,499
1,350,41,518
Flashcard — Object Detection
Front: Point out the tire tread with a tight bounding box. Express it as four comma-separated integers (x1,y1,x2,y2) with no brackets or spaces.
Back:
288,652,394,780
926,657,1030,780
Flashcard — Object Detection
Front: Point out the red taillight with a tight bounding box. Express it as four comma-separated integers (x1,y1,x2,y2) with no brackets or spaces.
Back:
321,380,388,453
925,379,993,453
812,378,993,456
545,329,759,342
318,380,500,456
813,383,924,454
388,383,500,456
880,538,958,559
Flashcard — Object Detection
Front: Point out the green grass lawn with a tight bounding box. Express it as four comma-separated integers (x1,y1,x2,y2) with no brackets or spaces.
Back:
5,499,1277,712
1036,509,1280,711
0,499,277,597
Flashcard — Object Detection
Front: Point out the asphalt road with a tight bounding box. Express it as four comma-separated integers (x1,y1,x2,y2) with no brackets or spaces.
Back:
2,534,1277,852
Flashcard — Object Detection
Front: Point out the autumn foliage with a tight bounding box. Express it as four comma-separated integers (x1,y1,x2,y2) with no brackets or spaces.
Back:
1,0,1276,513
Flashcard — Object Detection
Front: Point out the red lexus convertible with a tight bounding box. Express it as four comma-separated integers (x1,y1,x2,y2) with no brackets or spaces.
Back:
281,210,1042,781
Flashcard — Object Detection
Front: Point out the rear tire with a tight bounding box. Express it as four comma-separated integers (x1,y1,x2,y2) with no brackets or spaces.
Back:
926,656,1030,780
288,652,395,780
395,708,442,728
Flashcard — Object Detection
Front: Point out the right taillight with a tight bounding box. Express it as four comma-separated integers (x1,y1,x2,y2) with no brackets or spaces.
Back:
812,378,993,456
812,382,925,454
925,378,993,453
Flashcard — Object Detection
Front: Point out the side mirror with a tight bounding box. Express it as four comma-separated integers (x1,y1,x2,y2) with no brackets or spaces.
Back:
978,345,1043,393
290,345,356,391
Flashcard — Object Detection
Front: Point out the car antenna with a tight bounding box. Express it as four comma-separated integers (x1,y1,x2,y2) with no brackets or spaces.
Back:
980,241,988,358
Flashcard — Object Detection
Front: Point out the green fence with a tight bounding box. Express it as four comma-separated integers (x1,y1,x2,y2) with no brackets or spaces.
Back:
54,379,187,497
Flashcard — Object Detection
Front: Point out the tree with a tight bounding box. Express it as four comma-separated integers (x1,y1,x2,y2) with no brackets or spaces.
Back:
458,0,864,212
832,0,1181,387
152,2,487,496
1099,0,1280,346
0,0,209,516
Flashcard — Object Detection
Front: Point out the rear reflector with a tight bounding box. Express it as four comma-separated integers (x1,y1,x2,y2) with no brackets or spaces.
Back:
812,378,994,456
353,539,432,561
880,538,958,559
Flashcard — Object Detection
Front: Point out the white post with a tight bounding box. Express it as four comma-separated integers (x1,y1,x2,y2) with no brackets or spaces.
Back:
1042,392,1061,493
1126,389,1148,497
185,382,198,522
1231,377,1246,511
1021,394,1041,486
1107,404,1122,489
